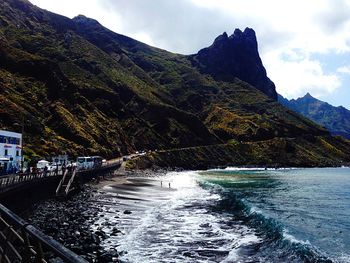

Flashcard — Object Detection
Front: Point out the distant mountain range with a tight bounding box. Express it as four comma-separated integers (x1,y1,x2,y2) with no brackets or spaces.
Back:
0,0,349,167
279,93,350,139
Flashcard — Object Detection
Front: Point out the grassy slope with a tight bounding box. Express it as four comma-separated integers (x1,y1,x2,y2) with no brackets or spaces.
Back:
73,17,329,142
0,0,349,167
0,0,217,160
127,136,350,170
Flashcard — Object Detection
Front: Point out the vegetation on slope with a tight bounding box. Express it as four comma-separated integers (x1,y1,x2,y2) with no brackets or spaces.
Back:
279,93,350,139
0,0,349,167
0,0,217,160
127,135,350,170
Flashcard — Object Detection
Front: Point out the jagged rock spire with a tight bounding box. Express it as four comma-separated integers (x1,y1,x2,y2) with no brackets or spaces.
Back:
191,27,277,100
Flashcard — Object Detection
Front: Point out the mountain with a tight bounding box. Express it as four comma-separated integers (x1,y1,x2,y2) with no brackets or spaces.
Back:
279,93,350,139
189,28,277,100
0,0,349,167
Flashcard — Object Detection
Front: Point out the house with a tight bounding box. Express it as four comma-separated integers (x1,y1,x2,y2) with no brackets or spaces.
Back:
0,129,22,174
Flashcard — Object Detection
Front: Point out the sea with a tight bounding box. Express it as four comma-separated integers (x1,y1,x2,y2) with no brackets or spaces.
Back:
92,167,350,263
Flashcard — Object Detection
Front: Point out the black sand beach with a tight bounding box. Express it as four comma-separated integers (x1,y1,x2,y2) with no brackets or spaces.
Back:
25,172,171,262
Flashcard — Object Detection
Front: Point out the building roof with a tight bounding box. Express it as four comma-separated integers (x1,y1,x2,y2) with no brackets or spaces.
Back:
0,129,22,138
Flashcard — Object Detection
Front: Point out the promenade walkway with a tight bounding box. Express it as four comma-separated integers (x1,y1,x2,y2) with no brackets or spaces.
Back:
0,157,122,195
0,157,123,262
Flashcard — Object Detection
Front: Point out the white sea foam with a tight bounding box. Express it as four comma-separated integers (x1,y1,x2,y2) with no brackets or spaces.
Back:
92,171,260,262
222,233,261,263
209,167,299,172
335,253,350,263
282,229,311,246
249,206,263,215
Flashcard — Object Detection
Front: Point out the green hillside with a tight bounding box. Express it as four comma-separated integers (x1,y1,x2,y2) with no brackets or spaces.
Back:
0,0,349,167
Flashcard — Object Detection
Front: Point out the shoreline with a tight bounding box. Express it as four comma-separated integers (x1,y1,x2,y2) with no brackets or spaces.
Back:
25,167,350,262
88,163,350,191
125,137,350,171
88,168,171,190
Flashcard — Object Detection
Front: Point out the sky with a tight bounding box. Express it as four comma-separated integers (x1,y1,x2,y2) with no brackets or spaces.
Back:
29,0,350,109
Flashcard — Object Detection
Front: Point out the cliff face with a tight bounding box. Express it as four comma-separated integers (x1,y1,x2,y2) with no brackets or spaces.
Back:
190,28,277,100
0,0,349,166
72,18,327,142
279,93,350,139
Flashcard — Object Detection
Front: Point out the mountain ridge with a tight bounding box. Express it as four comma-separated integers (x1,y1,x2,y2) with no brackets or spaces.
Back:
0,0,349,167
279,93,350,139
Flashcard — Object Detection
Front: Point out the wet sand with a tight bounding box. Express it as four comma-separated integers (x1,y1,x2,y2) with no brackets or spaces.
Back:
88,171,181,260
90,169,174,195
96,175,176,205
27,169,175,262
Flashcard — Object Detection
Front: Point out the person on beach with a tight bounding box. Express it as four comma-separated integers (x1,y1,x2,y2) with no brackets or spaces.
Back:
161,181,163,187
169,182,171,188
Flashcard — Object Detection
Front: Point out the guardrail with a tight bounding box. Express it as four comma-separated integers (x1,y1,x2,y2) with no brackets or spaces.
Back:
0,203,87,263
0,159,123,197
0,169,63,192
76,159,122,174
0,159,124,261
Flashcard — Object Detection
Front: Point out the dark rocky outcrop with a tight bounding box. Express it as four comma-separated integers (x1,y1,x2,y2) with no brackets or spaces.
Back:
190,28,277,100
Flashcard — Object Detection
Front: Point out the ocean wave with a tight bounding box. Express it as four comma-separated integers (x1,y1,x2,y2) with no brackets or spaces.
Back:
282,230,311,246
202,181,333,263
209,167,299,172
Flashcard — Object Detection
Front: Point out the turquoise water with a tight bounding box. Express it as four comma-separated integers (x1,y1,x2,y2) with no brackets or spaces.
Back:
95,167,350,262
200,167,350,262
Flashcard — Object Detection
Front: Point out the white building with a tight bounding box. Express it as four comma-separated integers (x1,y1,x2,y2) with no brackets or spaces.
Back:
0,129,22,174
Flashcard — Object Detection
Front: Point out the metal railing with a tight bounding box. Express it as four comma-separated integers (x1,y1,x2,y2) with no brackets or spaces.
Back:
55,169,68,196
0,203,87,263
0,170,63,192
55,167,77,197
0,158,123,193
76,159,121,174
64,168,77,196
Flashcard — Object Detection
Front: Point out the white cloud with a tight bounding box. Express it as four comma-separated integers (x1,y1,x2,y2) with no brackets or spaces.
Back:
337,66,350,74
265,50,341,98
30,0,122,34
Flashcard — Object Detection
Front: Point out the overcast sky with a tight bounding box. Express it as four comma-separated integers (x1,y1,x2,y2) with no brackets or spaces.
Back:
29,0,350,109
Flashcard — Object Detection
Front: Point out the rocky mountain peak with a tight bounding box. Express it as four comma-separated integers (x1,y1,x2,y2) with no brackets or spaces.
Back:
299,93,324,105
232,27,255,39
212,32,229,46
232,28,258,50
190,28,277,100
303,92,314,99
279,93,350,139
72,15,101,27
